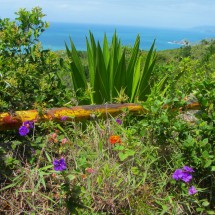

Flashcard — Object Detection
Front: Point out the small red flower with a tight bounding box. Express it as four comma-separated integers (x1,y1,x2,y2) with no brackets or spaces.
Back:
109,135,122,144
52,133,57,139
49,132,58,143
61,138,68,145
85,167,96,174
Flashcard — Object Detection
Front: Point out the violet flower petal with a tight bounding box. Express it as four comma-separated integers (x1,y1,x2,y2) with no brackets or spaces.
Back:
53,158,67,171
19,126,29,136
181,172,192,183
172,169,184,180
183,166,194,173
188,186,197,195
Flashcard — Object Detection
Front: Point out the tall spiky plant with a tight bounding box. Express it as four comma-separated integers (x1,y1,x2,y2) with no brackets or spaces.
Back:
59,32,157,104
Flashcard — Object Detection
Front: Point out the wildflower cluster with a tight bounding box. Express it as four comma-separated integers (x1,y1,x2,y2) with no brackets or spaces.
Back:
49,131,68,145
19,121,34,136
172,166,197,195
172,166,194,183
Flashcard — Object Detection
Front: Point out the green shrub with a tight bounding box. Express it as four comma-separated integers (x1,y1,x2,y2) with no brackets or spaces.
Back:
0,7,71,112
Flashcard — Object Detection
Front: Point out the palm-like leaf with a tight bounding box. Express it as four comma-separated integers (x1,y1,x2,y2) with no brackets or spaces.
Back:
137,40,156,101
62,32,157,105
65,38,87,91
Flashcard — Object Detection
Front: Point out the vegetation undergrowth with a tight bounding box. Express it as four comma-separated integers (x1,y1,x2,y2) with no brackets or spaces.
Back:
0,7,215,214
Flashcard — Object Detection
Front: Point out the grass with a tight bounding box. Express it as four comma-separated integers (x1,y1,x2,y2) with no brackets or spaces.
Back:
2,92,213,214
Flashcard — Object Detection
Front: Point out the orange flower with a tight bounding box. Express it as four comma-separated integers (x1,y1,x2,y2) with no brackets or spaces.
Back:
81,174,87,180
109,135,121,144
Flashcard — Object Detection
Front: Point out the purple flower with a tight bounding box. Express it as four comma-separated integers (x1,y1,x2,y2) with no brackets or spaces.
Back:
188,186,197,195
53,158,67,171
19,126,30,136
183,166,194,173
172,169,184,181
61,116,68,121
23,121,34,129
172,169,192,183
116,118,122,125
181,172,193,183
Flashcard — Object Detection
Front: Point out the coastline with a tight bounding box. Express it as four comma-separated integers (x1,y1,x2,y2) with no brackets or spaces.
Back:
40,23,215,51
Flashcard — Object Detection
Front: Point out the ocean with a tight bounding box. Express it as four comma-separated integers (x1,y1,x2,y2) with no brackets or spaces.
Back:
39,22,215,51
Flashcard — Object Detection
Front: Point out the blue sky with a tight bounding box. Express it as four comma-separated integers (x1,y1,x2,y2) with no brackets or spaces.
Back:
0,0,214,28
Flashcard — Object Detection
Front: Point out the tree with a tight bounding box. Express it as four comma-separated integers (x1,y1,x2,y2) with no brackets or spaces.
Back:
0,7,69,112
0,7,49,56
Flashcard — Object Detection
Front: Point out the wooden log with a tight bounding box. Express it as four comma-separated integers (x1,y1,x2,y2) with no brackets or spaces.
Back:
0,103,144,130
0,102,200,131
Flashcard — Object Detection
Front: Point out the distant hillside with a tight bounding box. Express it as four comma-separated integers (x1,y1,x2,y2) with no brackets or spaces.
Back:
55,38,215,66
157,38,215,63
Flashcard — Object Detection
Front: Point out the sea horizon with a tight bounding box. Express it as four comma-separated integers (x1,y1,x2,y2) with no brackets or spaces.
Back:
39,22,215,51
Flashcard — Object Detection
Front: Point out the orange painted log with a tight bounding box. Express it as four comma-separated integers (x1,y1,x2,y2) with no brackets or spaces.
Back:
0,103,144,130
0,102,200,131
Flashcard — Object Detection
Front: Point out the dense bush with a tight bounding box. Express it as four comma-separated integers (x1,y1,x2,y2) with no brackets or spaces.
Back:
0,7,71,112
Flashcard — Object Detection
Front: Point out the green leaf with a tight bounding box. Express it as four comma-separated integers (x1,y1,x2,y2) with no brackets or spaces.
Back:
118,149,135,161
45,151,52,162
113,145,125,151
113,50,126,99
94,42,109,103
39,165,53,171
131,167,140,175
204,159,212,168
11,140,22,150
86,35,95,90
137,39,156,101
65,37,87,92
67,174,76,181
38,171,46,189
130,56,142,102
118,152,128,161
125,35,140,97
207,211,215,215
199,138,209,147
196,208,204,212
103,33,110,68
183,136,195,147
202,201,210,207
